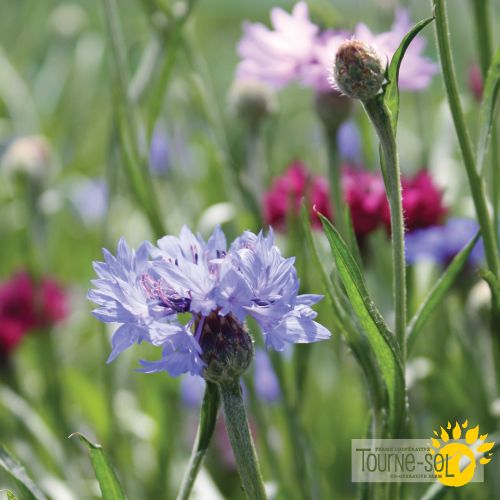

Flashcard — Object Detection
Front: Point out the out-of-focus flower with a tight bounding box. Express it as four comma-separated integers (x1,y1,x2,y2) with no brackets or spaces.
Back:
88,226,331,379
264,163,446,241
337,121,362,164
468,63,483,102
263,162,331,230
236,2,319,89
405,218,483,265
254,349,280,403
1,136,53,180
149,125,171,176
228,78,277,128
237,4,437,94
0,271,68,357
342,166,388,239
70,178,108,225
352,8,438,91
385,170,447,233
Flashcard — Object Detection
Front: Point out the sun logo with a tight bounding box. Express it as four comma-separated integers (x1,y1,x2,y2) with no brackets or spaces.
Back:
429,420,495,487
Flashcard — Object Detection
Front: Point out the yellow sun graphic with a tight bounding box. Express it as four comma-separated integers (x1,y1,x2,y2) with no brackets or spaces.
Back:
429,420,495,487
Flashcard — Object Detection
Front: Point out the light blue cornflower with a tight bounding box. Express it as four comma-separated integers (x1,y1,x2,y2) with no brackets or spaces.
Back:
405,218,484,266
88,226,331,378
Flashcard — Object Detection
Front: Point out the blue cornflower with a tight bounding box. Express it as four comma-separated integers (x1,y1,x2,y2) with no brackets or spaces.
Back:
405,218,484,266
88,226,331,379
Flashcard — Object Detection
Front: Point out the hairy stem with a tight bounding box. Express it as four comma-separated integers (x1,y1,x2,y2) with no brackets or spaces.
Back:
363,98,407,361
219,381,267,500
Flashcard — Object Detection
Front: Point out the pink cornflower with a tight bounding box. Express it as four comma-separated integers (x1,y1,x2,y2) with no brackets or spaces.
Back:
236,2,319,89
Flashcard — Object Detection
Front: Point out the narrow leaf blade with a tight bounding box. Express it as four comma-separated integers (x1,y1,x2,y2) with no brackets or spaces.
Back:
0,445,46,500
319,214,405,434
384,16,435,132
407,233,480,352
477,47,500,174
71,433,126,500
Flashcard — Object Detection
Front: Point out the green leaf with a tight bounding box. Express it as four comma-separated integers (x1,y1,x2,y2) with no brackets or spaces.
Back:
6,490,18,500
70,433,126,500
477,47,500,174
0,445,46,500
384,16,435,133
196,381,220,451
407,232,480,353
319,214,405,435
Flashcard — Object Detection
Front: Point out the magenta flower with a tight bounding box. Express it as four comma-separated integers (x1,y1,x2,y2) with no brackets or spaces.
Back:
0,271,68,357
263,162,331,230
380,170,447,233
353,8,438,91
236,2,319,89
342,166,388,239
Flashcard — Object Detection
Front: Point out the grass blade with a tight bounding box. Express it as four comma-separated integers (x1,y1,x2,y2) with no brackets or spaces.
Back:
407,232,480,353
319,214,405,435
0,445,46,500
70,433,126,500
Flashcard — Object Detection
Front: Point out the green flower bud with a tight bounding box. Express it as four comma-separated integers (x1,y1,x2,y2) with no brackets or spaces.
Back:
228,79,277,129
333,40,385,101
199,312,254,384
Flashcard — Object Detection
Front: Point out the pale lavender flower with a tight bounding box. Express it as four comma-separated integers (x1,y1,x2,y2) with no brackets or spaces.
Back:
353,8,438,91
405,218,483,266
300,30,350,92
88,226,331,378
236,2,319,89
236,4,437,94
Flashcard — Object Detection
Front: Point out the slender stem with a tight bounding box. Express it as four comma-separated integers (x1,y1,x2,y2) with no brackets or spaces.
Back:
470,0,493,76
177,381,220,500
363,99,407,361
219,381,267,500
326,129,347,239
246,125,265,212
432,0,500,278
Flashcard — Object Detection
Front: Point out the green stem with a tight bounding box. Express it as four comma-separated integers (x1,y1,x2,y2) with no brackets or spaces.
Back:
470,0,500,246
470,0,493,76
432,0,500,278
326,129,347,239
363,99,407,361
176,381,220,500
219,381,267,500
246,125,265,212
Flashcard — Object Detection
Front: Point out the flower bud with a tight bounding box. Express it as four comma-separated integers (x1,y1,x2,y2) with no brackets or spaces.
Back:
199,312,254,384
332,40,385,101
1,135,53,181
228,79,277,129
